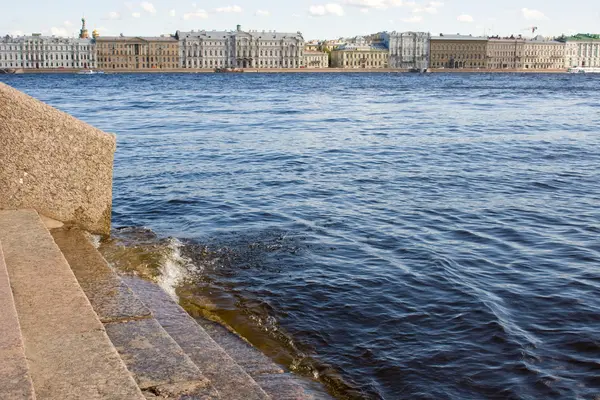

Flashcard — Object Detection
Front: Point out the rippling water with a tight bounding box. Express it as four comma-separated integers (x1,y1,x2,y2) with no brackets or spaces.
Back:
3,73,600,399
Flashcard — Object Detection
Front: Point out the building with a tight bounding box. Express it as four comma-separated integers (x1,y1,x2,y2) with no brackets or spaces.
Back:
96,35,179,70
564,34,600,67
381,31,430,70
429,34,488,69
304,51,328,68
305,40,321,52
0,34,96,70
330,41,388,68
176,25,304,69
487,37,525,69
523,36,564,69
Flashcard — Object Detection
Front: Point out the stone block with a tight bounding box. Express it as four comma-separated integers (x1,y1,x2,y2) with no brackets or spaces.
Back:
0,82,115,234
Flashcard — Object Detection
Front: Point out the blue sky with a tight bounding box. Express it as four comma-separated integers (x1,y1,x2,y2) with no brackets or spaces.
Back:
2,0,599,40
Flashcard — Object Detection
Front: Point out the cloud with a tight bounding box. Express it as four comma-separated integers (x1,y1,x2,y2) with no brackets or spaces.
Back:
403,15,423,22
183,10,208,19
343,0,411,9
309,3,345,16
413,6,437,13
457,14,473,22
132,12,141,18
141,2,157,14
108,11,121,19
360,8,369,13
215,5,242,13
124,1,134,10
51,26,69,36
169,9,176,17
64,20,72,27
255,9,270,16
12,30,23,36
522,8,548,21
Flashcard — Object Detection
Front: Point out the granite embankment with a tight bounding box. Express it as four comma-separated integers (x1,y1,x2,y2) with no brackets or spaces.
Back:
14,67,568,74
0,82,115,234
0,83,330,399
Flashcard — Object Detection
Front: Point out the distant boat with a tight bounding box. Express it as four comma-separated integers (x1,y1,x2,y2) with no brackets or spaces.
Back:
568,67,600,74
78,70,105,75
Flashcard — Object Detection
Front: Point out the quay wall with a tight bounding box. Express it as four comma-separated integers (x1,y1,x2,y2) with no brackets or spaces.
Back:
0,82,115,234
14,68,568,74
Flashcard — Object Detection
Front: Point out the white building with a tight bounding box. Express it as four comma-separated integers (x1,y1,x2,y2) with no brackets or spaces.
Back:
564,36,600,67
381,31,430,70
304,51,328,68
176,25,304,69
523,36,564,69
0,34,96,70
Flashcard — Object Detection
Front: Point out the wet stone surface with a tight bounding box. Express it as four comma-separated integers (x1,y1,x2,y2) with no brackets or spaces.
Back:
51,227,151,323
105,318,204,390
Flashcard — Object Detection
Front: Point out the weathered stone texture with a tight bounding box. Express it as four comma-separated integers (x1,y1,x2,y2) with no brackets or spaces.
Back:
0,82,116,234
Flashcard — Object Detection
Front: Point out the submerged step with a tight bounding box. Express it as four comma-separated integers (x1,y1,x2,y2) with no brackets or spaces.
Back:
0,241,35,400
52,226,219,399
0,209,145,400
123,276,271,400
51,227,151,323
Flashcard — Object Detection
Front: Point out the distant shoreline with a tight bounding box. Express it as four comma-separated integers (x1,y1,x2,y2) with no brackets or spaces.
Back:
5,68,568,74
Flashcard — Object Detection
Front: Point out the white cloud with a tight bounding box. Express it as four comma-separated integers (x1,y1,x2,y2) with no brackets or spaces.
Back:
309,3,345,16
403,15,423,22
64,20,72,27
132,12,141,18
344,0,387,8
169,9,176,17
215,5,243,13
51,26,69,36
360,8,369,13
457,14,473,22
108,11,121,19
141,2,157,14
12,30,23,36
125,2,134,10
183,10,208,19
522,8,548,21
255,9,270,16
413,6,437,13
429,1,443,6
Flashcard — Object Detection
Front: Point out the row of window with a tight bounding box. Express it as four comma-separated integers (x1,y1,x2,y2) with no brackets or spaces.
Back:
99,57,177,63
185,59,302,67
0,62,95,68
1,54,92,60
101,64,178,69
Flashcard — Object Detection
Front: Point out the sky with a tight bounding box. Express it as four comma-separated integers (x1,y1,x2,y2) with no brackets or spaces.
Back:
2,0,599,40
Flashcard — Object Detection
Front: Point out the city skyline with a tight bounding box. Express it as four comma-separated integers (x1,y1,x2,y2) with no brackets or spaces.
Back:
3,0,600,40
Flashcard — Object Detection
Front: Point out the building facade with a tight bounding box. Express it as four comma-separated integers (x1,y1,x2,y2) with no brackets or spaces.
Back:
330,41,388,68
487,37,525,69
522,36,564,69
381,31,430,70
304,51,328,68
429,35,488,69
96,36,179,70
176,25,304,69
0,34,96,69
564,34,600,67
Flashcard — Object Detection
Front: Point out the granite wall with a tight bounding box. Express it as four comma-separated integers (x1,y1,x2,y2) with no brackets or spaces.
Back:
0,82,115,234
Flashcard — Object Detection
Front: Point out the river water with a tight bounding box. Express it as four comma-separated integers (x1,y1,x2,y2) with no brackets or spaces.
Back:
2,73,600,399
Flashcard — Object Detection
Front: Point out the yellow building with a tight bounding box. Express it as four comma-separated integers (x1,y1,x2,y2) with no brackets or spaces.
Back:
523,36,565,69
430,35,487,69
330,44,388,68
487,38,525,69
96,36,179,70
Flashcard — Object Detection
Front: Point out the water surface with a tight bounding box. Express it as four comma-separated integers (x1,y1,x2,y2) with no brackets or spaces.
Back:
3,73,600,399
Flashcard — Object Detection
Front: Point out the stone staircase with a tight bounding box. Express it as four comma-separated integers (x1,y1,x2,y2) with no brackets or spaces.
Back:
0,209,330,400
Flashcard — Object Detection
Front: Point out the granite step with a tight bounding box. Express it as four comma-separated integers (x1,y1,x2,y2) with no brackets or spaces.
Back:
0,240,36,400
51,226,220,399
0,209,145,400
196,318,333,400
123,276,271,400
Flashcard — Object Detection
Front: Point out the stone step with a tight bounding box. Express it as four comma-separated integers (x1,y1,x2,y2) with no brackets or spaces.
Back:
196,319,333,400
0,240,36,400
51,227,219,399
0,209,145,400
123,276,271,400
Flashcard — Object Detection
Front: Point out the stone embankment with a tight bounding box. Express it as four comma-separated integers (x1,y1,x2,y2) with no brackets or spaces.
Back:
0,83,331,399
